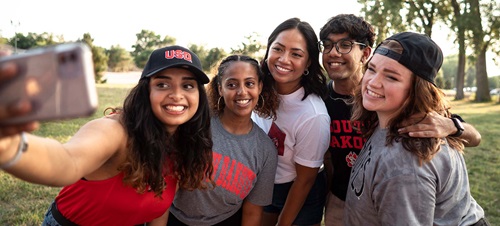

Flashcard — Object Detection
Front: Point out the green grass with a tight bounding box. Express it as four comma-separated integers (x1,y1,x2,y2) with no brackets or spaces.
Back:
451,98,500,224
0,89,499,225
0,84,132,225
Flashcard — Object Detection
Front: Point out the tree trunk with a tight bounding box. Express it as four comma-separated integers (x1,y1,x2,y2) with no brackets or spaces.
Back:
469,0,491,102
455,44,466,100
474,48,491,102
451,0,465,100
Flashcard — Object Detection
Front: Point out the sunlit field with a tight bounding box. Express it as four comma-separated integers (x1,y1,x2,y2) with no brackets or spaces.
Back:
1,86,499,225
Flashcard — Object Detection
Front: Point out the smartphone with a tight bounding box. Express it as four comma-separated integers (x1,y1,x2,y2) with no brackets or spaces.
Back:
0,42,98,125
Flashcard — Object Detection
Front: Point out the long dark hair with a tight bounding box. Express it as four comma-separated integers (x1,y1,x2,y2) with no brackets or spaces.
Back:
261,17,327,100
119,76,213,196
208,54,279,119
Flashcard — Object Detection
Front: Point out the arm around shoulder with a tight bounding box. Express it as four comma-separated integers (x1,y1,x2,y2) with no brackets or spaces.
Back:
460,123,481,147
399,112,481,147
449,114,481,147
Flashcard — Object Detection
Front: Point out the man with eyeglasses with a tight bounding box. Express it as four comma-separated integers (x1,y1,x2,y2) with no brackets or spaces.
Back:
318,14,482,226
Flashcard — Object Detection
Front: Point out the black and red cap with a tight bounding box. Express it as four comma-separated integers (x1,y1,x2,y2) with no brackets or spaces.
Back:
373,32,443,86
141,45,209,84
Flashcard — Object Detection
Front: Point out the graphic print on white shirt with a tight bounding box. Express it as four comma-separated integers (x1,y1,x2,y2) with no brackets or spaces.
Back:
268,122,286,156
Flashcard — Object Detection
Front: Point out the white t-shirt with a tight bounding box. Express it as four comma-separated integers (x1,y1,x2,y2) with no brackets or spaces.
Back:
252,87,330,184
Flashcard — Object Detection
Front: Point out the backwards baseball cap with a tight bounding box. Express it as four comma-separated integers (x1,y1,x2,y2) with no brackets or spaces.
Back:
373,32,443,86
141,45,210,84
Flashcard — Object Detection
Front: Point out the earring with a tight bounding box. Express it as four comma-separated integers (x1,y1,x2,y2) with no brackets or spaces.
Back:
303,69,310,76
255,95,265,109
217,96,223,111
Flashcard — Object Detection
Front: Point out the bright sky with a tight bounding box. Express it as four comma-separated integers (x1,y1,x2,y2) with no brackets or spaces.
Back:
2,0,364,51
2,0,499,75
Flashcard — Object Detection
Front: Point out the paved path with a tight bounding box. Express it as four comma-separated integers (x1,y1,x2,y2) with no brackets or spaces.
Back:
103,72,141,84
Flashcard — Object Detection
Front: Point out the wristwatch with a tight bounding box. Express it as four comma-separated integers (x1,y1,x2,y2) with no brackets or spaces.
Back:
451,117,464,137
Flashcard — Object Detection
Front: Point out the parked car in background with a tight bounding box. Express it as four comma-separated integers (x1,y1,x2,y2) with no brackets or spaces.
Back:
490,88,500,95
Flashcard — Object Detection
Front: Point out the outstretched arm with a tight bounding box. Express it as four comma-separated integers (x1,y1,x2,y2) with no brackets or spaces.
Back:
0,117,126,186
398,111,481,147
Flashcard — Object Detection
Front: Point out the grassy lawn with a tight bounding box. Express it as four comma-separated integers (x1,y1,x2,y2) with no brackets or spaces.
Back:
0,84,132,225
0,87,499,225
450,96,500,225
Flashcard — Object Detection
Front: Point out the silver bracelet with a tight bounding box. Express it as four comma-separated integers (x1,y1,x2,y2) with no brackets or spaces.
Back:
0,132,28,169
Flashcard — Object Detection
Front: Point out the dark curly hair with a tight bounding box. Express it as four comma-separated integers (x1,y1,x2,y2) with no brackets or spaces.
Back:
319,14,376,49
207,54,279,119
116,75,214,196
261,17,328,100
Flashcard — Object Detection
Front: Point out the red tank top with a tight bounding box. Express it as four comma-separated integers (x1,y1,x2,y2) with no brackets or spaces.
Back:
55,172,177,225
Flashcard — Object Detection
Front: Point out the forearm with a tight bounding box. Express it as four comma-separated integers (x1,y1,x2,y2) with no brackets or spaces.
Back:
399,112,482,147
2,118,124,186
1,133,79,186
277,171,317,226
278,184,312,226
460,123,481,147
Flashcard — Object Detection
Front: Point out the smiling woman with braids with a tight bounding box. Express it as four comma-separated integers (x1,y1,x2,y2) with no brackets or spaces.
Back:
168,54,279,226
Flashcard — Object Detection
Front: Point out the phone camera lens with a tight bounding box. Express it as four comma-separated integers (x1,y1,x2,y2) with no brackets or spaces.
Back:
68,52,77,62
59,55,67,64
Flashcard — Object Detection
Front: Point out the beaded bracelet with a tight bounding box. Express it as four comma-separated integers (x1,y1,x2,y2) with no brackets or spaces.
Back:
0,132,28,169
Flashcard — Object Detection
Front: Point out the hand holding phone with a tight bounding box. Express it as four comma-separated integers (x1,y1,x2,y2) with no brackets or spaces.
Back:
0,43,98,125
0,46,39,136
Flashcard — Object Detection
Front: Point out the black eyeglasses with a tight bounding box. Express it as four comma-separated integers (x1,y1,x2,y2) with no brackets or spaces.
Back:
318,39,366,54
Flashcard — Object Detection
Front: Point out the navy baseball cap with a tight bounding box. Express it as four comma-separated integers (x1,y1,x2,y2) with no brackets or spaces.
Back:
141,45,209,84
373,32,443,86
